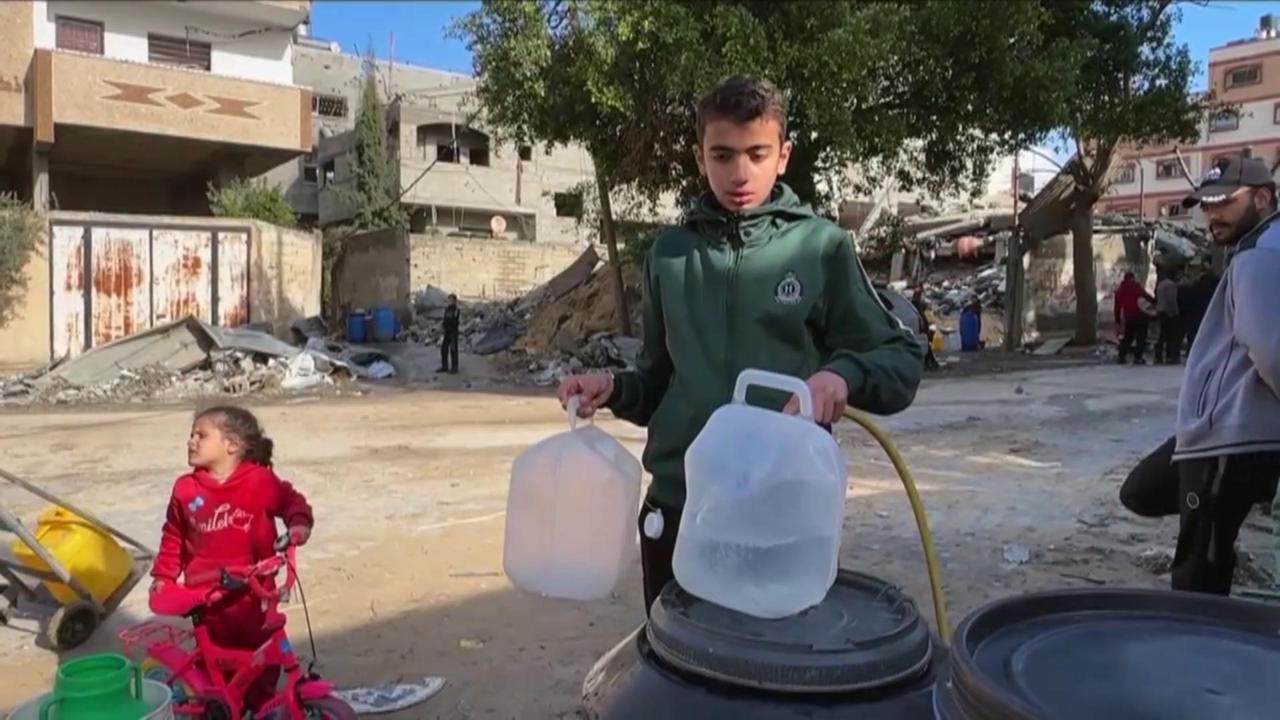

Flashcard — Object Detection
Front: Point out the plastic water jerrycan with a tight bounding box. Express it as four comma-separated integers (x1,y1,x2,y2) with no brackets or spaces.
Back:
504,396,643,600
675,369,848,619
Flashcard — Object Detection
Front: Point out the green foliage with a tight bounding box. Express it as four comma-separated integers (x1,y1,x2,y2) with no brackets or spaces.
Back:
1041,0,1210,344
558,180,663,267
1050,1,1209,194
207,178,296,227
454,1,1068,213
858,214,914,262
0,193,43,324
340,61,406,233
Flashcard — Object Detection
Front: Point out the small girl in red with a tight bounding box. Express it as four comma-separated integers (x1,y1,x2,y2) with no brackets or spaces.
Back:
151,405,314,710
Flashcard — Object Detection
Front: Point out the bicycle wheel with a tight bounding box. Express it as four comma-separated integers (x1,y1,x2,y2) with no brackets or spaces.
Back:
301,696,359,719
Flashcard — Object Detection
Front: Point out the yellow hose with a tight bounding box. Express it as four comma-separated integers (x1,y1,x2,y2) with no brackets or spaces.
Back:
844,407,952,645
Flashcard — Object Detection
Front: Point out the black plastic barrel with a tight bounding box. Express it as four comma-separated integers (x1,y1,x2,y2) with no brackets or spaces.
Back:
581,571,943,719
935,588,1280,720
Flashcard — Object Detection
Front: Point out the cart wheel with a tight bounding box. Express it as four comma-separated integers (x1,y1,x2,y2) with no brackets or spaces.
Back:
48,601,99,650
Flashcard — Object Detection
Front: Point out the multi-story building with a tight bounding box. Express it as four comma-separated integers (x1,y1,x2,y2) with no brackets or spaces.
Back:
0,1,313,214
267,40,597,244
1098,14,1280,220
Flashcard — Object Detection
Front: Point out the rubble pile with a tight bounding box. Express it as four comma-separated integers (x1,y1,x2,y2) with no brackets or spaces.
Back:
395,286,534,357
919,263,1007,315
391,256,647,387
0,350,318,406
0,316,394,407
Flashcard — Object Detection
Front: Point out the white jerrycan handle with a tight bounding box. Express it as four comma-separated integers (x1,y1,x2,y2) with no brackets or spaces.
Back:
567,395,590,430
732,369,814,421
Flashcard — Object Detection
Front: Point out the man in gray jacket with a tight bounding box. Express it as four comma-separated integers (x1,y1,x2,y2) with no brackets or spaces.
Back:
1170,156,1280,594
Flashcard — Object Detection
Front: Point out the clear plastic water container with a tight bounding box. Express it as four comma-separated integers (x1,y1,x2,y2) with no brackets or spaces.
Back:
504,396,643,601
674,369,848,619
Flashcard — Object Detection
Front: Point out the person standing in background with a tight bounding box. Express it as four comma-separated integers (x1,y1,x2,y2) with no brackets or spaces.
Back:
1180,267,1218,352
1114,272,1155,365
1155,270,1182,364
438,294,461,374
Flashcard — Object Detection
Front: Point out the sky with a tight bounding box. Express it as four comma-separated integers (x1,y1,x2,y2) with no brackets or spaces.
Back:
311,1,1280,86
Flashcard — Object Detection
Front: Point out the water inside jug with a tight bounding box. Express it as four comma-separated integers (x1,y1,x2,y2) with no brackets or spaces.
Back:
675,369,847,619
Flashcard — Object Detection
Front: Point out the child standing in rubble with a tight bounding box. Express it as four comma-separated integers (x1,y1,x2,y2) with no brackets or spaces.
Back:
557,76,924,613
151,406,314,711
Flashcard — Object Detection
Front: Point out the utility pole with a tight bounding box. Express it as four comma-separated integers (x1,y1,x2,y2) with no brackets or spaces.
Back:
1137,150,1145,220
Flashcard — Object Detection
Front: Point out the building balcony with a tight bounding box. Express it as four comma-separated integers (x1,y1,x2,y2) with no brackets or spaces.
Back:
167,1,311,28
35,48,310,167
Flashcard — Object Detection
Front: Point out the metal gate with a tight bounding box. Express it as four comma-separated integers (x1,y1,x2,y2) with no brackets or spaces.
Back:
49,222,251,360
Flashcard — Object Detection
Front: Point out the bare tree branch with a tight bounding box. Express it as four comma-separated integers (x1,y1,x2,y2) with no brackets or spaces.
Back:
1023,146,1065,172
1173,146,1200,189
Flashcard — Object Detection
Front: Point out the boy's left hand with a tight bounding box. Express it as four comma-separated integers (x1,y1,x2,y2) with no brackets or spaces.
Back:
288,525,311,546
784,371,849,424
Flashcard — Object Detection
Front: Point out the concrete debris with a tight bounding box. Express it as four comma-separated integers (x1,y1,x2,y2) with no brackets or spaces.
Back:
1133,547,1174,575
0,316,397,406
1033,337,1072,356
471,321,524,356
390,258,642,385
920,262,1006,315
290,315,330,345
1001,542,1031,566
516,245,600,312
1234,550,1280,590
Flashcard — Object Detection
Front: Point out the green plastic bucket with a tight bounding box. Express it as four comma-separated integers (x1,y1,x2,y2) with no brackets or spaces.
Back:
7,680,172,720
34,654,153,720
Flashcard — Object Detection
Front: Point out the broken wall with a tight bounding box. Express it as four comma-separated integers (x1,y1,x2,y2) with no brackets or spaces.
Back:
1027,232,1154,335
335,228,411,316
0,212,321,368
409,233,584,300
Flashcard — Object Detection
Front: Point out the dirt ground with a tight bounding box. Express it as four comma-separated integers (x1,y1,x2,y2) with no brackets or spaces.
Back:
1,363,1275,717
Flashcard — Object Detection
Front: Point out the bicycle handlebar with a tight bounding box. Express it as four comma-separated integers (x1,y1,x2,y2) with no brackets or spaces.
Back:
210,543,297,604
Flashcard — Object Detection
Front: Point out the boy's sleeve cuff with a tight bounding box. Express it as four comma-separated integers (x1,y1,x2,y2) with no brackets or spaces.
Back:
821,357,865,405
605,371,629,409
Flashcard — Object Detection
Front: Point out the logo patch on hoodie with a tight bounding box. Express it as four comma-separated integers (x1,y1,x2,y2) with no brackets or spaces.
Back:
775,272,804,305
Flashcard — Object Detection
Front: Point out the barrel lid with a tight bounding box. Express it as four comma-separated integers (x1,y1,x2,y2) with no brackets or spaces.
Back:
945,588,1280,719
645,570,932,693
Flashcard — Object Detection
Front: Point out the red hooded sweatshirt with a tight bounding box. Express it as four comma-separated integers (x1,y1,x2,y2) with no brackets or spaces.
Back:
152,461,313,589
1114,278,1153,323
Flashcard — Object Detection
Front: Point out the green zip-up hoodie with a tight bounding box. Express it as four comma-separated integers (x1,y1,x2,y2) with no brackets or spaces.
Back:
606,183,923,508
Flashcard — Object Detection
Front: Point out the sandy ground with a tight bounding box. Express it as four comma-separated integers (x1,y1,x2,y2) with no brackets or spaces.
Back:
1,363,1275,717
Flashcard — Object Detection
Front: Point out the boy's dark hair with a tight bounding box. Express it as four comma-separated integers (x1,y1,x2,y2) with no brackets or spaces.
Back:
696,76,787,142
198,405,274,467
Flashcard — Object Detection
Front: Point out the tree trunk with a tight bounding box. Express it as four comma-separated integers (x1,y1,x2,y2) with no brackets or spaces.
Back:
1003,232,1025,351
595,170,633,336
1069,195,1098,346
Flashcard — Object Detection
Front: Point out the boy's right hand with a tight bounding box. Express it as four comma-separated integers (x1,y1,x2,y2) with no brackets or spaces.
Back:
558,373,615,418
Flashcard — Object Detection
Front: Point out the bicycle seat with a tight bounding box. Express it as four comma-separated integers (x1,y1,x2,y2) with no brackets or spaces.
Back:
149,585,210,617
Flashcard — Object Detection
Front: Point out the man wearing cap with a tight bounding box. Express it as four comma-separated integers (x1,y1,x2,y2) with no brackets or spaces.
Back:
1119,156,1280,594
1172,156,1280,593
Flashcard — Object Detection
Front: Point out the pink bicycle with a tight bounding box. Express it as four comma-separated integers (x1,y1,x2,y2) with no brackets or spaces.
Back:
119,539,355,719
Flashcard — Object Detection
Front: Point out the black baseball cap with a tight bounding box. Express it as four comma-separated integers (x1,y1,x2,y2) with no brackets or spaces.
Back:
1182,156,1276,208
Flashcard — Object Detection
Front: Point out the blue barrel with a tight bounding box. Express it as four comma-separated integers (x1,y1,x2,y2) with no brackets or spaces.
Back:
959,310,981,352
346,311,367,344
371,306,397,342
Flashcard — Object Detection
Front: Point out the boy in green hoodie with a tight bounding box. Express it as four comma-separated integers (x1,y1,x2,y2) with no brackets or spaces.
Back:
558,76,923,612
